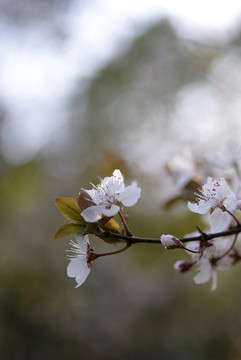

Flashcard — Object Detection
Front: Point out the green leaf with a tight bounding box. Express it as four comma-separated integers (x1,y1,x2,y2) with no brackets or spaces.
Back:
54,223,87,239
55,197,86,224
55,197,123,242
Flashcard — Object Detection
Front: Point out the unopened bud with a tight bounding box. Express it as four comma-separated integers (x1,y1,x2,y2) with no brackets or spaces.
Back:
174,260,194,272
160,234,184,249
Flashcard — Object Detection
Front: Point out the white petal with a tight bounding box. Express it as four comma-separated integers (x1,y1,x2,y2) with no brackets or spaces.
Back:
102,204,120,217
211,270,218,291
224,192,237,212
81,205,106,222
193,260,211,284
86,188,103,204
188,200,211,214
67,256,88,277
67,257,90,287
203,177,215,191
102,169,124,195
75,270,91,288
75,234,89,252
118,185,141,207
209,208,231,232
86,188,98,199
112,169,123,182
219,178,228,198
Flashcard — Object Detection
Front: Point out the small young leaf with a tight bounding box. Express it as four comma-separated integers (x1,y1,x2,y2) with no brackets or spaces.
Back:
55,197,85,224
55,223,87,239
101,218,120,234
99,218,123,244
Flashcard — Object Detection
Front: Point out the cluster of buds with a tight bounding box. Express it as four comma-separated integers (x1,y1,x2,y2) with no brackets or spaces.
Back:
55,141,241,291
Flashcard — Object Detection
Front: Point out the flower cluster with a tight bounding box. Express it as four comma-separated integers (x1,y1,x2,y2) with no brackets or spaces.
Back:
55,141,241,291
161,140,241,290
173,236,238,291
62,169,141,287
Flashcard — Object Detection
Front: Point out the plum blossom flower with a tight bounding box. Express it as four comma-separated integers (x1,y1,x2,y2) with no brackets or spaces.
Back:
81,169,141,223
67,234,93,287
186,241,218,291
188,177,237,231
174,236,237,291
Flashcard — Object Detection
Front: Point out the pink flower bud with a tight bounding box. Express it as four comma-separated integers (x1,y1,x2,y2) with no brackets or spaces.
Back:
174,260,194,272
160,234,184,249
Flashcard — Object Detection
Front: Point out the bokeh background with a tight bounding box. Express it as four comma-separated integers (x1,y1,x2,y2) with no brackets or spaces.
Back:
2,1,241,359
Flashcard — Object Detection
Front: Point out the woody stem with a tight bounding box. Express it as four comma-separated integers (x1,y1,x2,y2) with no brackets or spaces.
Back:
118,208,133,236
225,209,241,226
182,246,204,254
105,225,241,244
215,233,238,261
94,243,132,258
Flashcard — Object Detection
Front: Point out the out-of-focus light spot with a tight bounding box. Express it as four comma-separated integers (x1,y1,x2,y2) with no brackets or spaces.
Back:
1,0,241,164
0,115,66,164
1,120,42,164
0,49,74,102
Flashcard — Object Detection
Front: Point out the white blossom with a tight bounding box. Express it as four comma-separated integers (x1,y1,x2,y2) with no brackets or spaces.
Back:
188,177,237,231
81,169,141,223
66,234,91,288
175,240,217,291
175,237,236,291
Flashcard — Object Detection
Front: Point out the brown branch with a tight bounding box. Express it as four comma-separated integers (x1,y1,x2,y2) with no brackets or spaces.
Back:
105,226,241,245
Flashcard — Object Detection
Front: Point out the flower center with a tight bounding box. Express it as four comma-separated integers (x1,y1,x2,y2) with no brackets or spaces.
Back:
194,179,225,207
66,240,87,259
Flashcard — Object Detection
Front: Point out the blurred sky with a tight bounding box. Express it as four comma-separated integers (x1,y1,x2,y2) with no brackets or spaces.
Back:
1,0,241,164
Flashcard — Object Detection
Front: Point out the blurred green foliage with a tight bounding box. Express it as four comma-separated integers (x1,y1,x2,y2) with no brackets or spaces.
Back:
1,8,241,360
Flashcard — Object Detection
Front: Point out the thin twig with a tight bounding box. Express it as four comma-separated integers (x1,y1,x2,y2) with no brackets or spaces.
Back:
105,226,241,245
